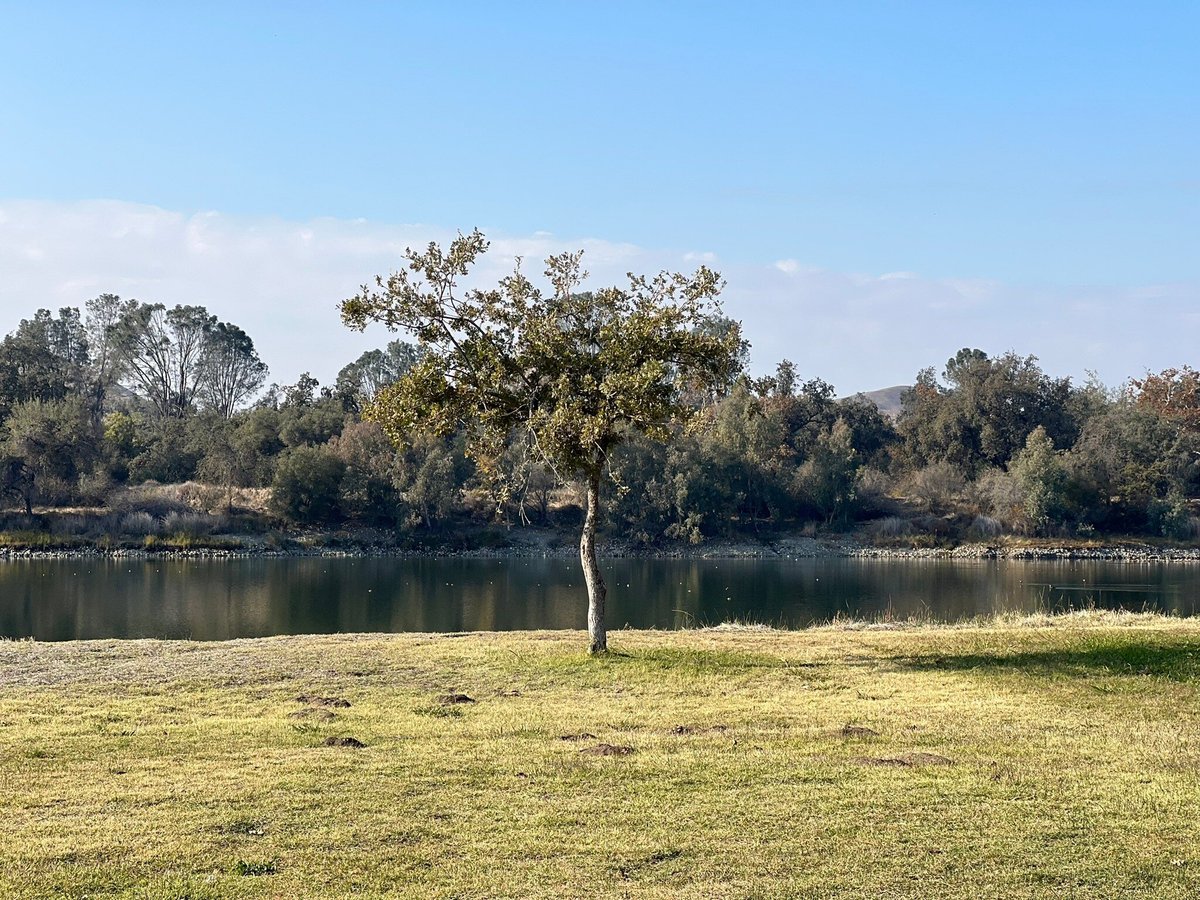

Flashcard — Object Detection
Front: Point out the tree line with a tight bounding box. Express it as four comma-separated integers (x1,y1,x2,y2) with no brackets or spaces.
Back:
2,296,1198,542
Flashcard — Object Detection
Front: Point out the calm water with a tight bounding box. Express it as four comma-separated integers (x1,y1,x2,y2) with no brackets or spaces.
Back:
1,556,1198,641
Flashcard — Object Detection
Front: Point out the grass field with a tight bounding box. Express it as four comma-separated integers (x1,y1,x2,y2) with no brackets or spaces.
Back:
1,612,1198,898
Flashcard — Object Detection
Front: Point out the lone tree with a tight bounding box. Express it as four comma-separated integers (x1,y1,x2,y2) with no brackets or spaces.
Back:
341,230,743,652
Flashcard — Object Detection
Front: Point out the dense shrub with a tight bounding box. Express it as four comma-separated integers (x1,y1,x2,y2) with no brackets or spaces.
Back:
270,447,346,525
108,484,193,518
49,515,91,536
5,397,98,505
901,462,965,513
855,467,896,517
128,418,202,484
967,515,1004,539
120,512,159,535
163,511,221,536
77,468,115,506
1146,492,1195,540
279,400,347,448
974,468,1024,525
393,433,468,529
870,516,913,539
1009,427,1071,534
328,420,402,525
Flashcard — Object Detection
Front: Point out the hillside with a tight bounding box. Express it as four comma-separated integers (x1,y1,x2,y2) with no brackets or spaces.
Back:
842,384,910,418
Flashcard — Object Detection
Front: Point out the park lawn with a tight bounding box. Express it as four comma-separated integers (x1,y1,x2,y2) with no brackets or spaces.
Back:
0,613,1198,899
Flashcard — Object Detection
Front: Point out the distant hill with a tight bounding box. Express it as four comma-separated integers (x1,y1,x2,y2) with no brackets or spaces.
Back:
840,385,910,419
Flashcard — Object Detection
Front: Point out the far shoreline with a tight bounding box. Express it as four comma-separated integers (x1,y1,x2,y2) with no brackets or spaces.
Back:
4,531,1200,563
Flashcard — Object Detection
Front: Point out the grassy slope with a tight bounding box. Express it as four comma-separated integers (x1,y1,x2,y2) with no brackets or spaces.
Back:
1,615,1198,899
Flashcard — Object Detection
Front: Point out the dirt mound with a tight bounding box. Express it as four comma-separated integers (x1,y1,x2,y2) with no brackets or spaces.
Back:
295,695,351,708
836,725,880,738
322,736,365,748
579,743,635,757
855,752,953,767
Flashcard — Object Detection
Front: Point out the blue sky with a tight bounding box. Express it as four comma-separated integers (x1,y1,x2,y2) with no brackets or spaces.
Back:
1,2,1197,392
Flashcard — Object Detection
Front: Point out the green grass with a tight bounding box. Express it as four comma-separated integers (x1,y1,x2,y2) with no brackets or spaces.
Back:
1,613,1199,898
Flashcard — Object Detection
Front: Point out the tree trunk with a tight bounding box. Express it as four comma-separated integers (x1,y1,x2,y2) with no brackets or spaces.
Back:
580,466,607,653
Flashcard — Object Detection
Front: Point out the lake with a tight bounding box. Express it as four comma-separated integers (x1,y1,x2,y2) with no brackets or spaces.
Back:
2,556,1198,641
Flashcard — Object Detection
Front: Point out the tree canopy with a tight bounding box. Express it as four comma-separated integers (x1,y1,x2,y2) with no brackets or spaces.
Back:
341,229,744,651
110,301,268,420
897,349,1077,475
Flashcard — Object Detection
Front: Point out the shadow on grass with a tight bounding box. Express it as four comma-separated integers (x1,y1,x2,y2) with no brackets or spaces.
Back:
902,636,1200,682
537,646,809,679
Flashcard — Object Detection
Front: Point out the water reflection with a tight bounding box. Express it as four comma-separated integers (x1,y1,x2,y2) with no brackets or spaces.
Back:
0,557,1196,641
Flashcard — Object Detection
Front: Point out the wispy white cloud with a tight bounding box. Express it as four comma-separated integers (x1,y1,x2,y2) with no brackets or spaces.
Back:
727,256,1197,392
0,199,1196,396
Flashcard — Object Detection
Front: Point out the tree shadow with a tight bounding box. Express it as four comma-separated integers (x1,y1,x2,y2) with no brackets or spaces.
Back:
900,638,1200,682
